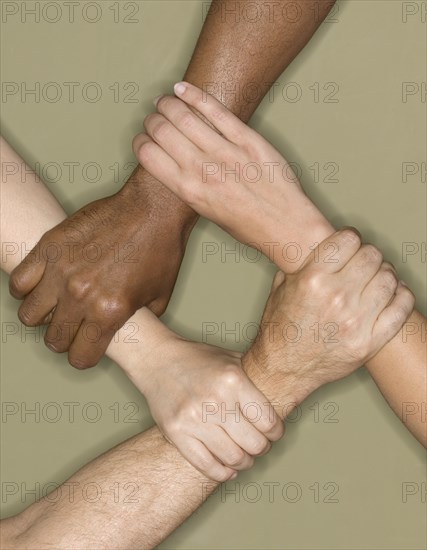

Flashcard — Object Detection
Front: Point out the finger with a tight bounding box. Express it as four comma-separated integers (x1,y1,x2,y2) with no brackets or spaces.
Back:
238,385,285,442
173,81,255,146
361,263,399,317
17,281,57,327
44,306,82,353
172,435,236,483
9,243,46,299
67,320,113,369
155,95,226,153
132,132,183,188
222,416,271,457
201,426,254,471
339,243,384,289
143,113,201,166
301,227,362,274
372,282,415,348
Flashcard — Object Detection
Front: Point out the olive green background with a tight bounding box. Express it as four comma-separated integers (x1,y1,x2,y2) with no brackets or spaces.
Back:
1,1,426,548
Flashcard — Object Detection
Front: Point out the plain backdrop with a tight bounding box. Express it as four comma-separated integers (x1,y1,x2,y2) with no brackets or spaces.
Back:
1,1,426,548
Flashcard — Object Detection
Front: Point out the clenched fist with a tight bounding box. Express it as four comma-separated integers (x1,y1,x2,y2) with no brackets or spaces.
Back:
9,176,194,369
244,229,415,409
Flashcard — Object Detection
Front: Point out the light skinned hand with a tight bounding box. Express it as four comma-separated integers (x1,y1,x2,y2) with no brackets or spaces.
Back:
133,81,326,268
122,322,284,483
243,229,415,408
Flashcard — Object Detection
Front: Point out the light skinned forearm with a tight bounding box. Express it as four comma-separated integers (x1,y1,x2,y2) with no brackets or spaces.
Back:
0,136,178,372
179,2,425,434
257,175,426,445
126,0,337,225
0,138,305,550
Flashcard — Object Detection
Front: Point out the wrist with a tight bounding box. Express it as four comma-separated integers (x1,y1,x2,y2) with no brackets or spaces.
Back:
250,180,333,273
108,310,179,394
121,165,198,237
241,351,313,421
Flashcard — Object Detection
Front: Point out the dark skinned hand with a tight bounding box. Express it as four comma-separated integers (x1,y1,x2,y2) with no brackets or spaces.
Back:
9,170,196,369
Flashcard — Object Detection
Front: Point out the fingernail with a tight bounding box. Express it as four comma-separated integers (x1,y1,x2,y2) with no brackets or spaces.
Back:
229,472,238,480
174,82,187,96
153,95,163,107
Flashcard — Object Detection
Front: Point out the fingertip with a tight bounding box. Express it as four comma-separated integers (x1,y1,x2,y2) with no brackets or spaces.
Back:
174,82,188,96
132,132,149,156
9,277,23,299
340,225,362,240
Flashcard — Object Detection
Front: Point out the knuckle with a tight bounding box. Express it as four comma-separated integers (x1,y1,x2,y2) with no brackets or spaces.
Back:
241,456,255,470
177,111,195,130
221,365,243,388
340,228,361,248
211,106,229,125
331,289,346,309
340,316,360,337
148,296,168,317
152,120,170,142
381,261,396,273
379,269,398,291
390,308,407,329
18,306,35,326
248,439,268,456
363,244,383,264
164,419,182,437
66,275,89,300
393,295,414,324
68,354,94,370
44,336,66,353
267,420,285,441
302,272,323,293
94,296,125,319
276,421,286,440
193,452,219,476
156,95,171,110
9,273,25,297
183,405,200,423
403,287,416,309
137,140,158,163
227,448,246,466
144,113,156,126
213,469,233,483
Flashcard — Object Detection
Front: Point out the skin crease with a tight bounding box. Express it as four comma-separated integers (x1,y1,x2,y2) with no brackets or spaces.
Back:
0,148,415,547
1,137,286,483
1,1,421,547
133,81,427,446
8,0,338,370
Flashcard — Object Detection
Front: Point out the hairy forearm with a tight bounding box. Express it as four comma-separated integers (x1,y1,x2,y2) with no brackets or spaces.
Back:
0,140,299,547
1,353,300,550
265,198,426,444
